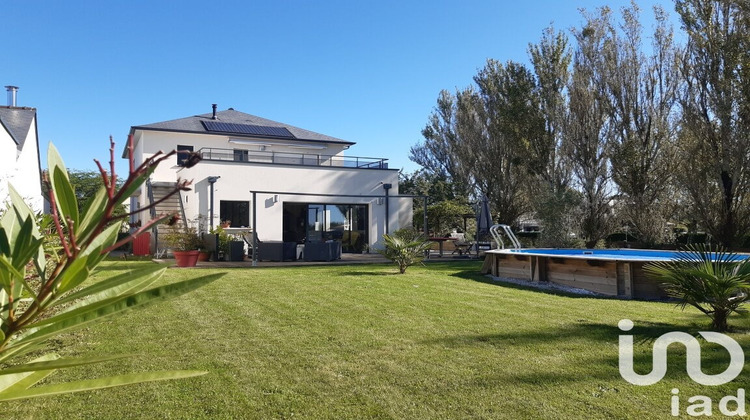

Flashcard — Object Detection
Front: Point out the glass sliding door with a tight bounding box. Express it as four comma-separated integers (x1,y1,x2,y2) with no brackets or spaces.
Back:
282,203,368,253
307,204,324,243
326,204,366,253
346,205,367,253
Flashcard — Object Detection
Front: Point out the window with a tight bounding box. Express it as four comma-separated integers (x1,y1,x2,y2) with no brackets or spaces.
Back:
233,149,248,162
176,145,194,166
220,200,249,227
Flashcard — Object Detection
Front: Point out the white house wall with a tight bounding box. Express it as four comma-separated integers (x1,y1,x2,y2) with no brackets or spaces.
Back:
179,161,408,248
0,126,14,207
132,130,411,249
0,116,42,212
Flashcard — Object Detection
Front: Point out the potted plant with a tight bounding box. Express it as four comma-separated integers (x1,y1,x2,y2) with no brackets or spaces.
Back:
164,227,203,267
197,246,212,262
211,226,232,261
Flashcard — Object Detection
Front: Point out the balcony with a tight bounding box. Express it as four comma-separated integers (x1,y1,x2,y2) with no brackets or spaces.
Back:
198,148,389,169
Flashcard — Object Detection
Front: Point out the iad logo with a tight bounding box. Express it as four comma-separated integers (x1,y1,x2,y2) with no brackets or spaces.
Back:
618,319,746,417
618,319,744,386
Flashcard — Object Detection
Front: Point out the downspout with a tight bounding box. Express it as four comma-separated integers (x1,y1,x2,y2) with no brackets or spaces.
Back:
208,176,220,260
146,179,157,254
383,183,392,235
252,191,258,267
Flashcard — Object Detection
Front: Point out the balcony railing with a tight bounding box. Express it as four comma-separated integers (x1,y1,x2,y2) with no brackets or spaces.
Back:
198,148,389,169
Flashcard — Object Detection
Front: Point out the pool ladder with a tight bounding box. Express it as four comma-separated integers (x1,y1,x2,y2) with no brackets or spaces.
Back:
490,224,522,250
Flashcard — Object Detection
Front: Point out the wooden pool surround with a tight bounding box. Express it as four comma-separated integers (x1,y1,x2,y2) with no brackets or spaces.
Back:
481,250,668,299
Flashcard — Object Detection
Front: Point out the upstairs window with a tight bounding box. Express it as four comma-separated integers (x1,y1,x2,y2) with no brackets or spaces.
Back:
176,145,194,166
233,149,248,162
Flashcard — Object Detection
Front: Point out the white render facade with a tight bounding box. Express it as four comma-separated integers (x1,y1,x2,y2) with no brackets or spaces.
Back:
126,108,412,254
0,102,43,213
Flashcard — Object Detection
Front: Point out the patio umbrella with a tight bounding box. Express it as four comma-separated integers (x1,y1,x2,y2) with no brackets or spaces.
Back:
476,195,493,243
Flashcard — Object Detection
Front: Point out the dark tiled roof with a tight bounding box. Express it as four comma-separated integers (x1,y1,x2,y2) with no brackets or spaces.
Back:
0,106,36,149
131,109,354,145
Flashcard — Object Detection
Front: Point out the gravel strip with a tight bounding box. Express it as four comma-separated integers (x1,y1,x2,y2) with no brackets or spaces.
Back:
486,274,603,297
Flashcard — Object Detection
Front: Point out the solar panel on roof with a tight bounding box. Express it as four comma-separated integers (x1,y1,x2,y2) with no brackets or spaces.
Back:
201,120,296,139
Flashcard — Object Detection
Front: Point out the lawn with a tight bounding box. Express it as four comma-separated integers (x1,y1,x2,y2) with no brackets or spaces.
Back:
5,260,750,419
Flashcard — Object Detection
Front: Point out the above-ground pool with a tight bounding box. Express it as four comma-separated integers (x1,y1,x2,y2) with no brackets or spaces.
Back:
482,248,750,300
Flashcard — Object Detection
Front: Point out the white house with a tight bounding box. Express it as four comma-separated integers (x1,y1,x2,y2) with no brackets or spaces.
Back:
0,86,43,213
124,106,412,258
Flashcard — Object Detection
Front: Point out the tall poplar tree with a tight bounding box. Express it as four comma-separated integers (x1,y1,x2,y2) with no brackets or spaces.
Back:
528,27,580,246
676,0,750,247
602,3,681,245
568,8,617,247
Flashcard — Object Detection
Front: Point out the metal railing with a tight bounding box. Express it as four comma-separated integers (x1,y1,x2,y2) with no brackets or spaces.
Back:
198,148,389,169
490,224,522,250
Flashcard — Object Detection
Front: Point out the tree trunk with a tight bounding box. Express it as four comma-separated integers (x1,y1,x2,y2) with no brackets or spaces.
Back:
719,170,737,248
711,309,730,332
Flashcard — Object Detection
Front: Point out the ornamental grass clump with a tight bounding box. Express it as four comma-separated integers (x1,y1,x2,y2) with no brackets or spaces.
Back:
644,245,750,332
0,136,224,401
378,228,432,274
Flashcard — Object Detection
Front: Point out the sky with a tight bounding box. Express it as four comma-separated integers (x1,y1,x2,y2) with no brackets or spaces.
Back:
2,0,678,173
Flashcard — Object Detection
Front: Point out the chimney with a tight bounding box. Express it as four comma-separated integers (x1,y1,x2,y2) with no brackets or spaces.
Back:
212,104,217,120
5,86,18,107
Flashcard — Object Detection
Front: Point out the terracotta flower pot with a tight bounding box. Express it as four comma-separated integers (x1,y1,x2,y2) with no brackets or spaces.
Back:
197,251,212,262
173,250,200,267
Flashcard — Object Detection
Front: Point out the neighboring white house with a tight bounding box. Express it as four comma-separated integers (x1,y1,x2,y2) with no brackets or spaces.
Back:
124,106,412,256
0,86,43,213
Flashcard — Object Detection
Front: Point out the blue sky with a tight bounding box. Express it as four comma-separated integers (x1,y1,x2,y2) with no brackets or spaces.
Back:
3,0,676,173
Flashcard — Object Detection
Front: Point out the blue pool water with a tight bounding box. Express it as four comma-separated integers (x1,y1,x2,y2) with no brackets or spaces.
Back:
502,248,750,262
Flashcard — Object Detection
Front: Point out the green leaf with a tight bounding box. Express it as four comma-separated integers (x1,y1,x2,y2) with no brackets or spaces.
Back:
0,186,31,244
77,186,109,243
55,222,120,295
0,256,14,291
0,289,8,330
46,142,67,176
80,222,121,260
0,354,133,375
0,354,58,394
0,370,207,401
31,242,48,287
117,165,158,203
54,264,166,307
10,216,43,272
52,166,80,230
0,228,10,257
0,342,47,366
16,273,224,347
0,256,38,305
55,256,91,295
7,185,37,231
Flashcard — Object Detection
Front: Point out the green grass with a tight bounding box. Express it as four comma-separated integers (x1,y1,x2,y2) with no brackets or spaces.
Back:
5,261,750,419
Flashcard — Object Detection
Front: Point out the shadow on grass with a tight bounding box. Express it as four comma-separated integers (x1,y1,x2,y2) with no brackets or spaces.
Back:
94,261,169,271
453,268,687,304
421,320,750,385
338,271,400,277
448,269,620,300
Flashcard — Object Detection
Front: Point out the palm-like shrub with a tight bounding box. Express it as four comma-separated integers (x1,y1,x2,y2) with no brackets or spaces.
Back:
644,245,750,332
378,228,432,274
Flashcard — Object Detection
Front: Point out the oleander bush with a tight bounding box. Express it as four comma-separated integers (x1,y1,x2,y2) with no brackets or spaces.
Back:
0,136,224,401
